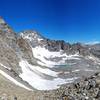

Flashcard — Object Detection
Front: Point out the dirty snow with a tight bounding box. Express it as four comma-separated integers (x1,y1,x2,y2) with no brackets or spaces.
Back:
32,46,80,67
19,60,78,90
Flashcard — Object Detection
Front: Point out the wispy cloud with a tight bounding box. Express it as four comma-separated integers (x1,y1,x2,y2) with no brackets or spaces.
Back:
85,41,100,45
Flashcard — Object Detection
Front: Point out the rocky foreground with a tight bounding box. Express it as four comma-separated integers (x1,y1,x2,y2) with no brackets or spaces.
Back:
0,72,100,100
44,72,100,100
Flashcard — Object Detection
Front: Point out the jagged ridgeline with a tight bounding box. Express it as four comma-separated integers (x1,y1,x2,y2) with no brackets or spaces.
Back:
0,17,100,99
0,17,12,32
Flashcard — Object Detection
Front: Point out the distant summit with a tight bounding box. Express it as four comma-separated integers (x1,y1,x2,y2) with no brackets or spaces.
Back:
0,17,13,33
0,16,5,24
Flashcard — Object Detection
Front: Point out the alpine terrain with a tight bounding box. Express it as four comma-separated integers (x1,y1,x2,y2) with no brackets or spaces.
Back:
0,17,100,99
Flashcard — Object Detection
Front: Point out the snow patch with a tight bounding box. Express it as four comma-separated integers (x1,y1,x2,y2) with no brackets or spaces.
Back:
0,69,32,91
84,69,94,72
19,60,78,90
32,46,80,67
0,63,11,70
22,61,58,77
72,69,80,72
87,55,100,63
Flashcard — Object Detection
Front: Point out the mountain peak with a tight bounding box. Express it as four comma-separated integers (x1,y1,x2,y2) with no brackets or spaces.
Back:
19,30,44,42
0,17,13,33
20,30,43,37
0,16,6,24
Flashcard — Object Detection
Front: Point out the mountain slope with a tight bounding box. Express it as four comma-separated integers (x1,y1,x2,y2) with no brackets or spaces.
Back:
17,30,100,90
0,18,100,99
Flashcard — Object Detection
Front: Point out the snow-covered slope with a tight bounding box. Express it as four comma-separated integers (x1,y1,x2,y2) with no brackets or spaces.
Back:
17,31,100,90
32,46,80,67
19,60,78,90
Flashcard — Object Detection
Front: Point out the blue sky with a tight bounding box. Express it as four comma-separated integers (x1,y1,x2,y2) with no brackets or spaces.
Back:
0,0,100,43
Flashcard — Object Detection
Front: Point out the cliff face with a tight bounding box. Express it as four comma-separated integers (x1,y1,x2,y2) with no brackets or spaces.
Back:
0,17,20,73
